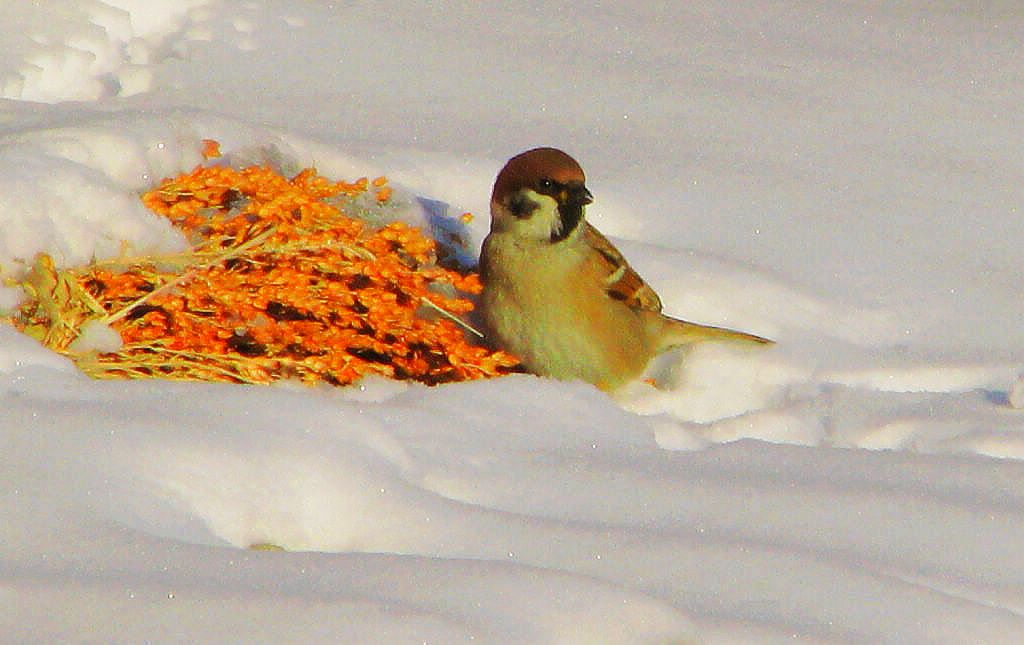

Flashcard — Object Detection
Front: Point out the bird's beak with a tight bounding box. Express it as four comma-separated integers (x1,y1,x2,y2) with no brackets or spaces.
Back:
562,183,593,206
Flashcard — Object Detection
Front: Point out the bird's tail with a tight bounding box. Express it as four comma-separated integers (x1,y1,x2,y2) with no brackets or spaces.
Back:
650,313,774,353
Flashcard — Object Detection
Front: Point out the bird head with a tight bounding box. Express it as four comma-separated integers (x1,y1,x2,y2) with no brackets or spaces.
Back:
490,147,593,243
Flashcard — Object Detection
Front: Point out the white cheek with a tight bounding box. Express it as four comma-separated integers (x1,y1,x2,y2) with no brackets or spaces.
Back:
508,190,560,241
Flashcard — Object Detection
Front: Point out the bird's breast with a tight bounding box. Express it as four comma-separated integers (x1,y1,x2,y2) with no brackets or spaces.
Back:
480,233,652,389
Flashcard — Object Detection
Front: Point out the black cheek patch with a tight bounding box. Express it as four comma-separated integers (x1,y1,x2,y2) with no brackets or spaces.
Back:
508,193,539,218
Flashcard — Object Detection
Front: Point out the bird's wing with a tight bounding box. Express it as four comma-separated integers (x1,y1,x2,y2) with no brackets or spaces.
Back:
583,223,663,312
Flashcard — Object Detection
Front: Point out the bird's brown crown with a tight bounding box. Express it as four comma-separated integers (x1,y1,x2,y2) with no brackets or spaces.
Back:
491,147,586,203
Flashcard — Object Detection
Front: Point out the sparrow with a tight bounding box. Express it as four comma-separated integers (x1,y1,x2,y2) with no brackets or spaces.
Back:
479,147,772,391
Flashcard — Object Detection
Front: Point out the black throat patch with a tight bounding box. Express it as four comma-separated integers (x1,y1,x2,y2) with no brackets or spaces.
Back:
551,203,584,243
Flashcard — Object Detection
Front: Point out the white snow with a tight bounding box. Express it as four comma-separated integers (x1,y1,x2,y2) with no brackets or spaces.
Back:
2,1,1024,642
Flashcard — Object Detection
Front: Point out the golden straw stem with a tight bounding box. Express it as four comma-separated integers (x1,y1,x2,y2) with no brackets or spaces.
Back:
101,227,277,326
419,296,483,338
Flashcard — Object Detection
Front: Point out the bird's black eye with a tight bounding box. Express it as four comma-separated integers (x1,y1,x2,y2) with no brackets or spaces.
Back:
538,178,556,192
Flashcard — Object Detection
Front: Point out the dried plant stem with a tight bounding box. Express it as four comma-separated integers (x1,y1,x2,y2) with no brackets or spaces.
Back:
420,296,483,338
77,345,268,384
101,227,277,326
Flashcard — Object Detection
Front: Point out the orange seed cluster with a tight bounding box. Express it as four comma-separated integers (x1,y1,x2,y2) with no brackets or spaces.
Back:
15,157,521,386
